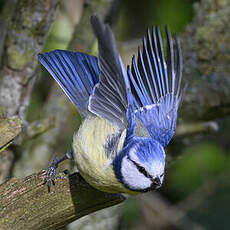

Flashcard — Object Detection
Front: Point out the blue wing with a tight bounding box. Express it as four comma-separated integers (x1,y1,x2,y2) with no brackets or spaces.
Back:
38,50,100,117
38,17,131,132
128,26,186,147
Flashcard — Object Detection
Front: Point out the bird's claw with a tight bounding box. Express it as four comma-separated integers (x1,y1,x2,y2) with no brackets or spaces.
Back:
44,156,59,192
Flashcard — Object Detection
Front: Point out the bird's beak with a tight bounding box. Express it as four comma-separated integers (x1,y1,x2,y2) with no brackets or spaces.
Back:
151,177,161,189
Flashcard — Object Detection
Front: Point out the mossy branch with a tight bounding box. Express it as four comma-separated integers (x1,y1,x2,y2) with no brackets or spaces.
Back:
181,0,230,122
0,171,125,230
0,116,21,152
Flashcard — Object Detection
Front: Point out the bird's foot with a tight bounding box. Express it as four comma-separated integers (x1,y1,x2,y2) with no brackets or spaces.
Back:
44,156,59,192
44,150,73,192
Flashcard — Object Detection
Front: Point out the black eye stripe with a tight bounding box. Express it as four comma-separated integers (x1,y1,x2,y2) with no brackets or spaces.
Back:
127,156,152,180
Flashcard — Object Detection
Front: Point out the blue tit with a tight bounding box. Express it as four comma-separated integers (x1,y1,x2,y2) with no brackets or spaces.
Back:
38,15,186,195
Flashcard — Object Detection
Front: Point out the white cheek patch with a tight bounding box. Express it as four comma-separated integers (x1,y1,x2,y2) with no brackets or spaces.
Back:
121,156,152,190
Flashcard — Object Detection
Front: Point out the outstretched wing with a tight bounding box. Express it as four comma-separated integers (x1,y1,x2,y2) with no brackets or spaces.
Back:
128,26,186,147
38,16,131,135
89,16,130,131
38,50,100,117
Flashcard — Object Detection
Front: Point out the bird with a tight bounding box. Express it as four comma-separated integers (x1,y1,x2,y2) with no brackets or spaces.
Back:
38,15,186,195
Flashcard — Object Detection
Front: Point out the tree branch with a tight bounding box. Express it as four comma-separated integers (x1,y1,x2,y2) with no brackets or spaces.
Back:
175,121,218,138
0,116,21,152
0,0,59,184
0,0,58,120
0,171,125,230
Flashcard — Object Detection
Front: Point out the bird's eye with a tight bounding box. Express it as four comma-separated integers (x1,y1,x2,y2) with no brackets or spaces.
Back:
135,164,150,178
160,173,164,178
128,157,150,178
138,166,146,174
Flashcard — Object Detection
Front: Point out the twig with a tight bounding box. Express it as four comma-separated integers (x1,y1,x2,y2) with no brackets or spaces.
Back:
175,121,218,138
0,116,21,151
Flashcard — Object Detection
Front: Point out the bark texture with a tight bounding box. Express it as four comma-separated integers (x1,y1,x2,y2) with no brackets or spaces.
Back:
0,171,125,230
181,0,230,122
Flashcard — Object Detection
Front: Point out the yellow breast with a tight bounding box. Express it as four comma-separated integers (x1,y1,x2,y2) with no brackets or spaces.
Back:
72,115,136,194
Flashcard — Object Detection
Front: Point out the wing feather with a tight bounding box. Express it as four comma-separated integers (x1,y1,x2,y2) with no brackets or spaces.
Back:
89,16,129,130
38,50,100,116
128,26,186,147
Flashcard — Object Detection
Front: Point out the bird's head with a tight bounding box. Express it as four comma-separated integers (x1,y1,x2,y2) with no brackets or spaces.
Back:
113,137,165,193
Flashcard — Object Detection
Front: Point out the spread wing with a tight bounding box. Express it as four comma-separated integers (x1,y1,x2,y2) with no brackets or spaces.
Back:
38,50,100,117
128,26,186,147
38,16,131,131
89,16,130,131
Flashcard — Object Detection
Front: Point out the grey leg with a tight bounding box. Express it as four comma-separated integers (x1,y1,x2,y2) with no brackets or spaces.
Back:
44,150,73,192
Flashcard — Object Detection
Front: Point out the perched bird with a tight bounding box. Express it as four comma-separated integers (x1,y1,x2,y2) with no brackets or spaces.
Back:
38,15,186,195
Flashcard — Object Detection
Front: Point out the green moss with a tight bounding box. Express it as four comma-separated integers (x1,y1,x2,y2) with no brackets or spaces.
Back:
195,26,212,42
0,106,6,119
7,43,34,70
